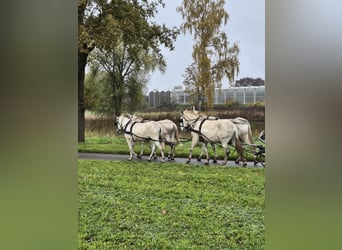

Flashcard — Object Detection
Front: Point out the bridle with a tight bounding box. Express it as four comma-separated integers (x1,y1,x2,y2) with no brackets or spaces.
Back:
116,117,132,133
179,115,199,130
180,115,219,143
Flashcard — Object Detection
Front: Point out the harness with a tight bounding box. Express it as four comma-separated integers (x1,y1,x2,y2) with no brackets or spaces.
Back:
185,117,216,143
120,118,162,142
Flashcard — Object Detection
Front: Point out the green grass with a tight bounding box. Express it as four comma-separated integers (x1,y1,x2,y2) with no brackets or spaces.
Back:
78,135,264,161
78,160,265,249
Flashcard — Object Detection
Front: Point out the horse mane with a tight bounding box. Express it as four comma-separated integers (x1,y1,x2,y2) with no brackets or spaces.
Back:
121,113,131,118
132,113,145,122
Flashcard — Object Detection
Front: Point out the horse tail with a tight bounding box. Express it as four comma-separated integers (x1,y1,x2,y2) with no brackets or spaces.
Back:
233,125,239,144
247,122,255,144
174,124,180,143
159,127,163,141
234,127,243,156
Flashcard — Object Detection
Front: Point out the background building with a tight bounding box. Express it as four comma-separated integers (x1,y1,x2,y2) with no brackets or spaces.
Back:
147,85,265,107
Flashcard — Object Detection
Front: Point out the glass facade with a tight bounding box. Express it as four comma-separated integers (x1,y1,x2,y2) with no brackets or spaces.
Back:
149,86,265,107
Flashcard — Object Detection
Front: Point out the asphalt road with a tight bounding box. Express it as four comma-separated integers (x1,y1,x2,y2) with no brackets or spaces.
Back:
78,152,264,168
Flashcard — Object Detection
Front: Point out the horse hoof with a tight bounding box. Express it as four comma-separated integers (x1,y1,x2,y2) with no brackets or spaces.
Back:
197,157,201,162
186,159,191,164
204,162,209,165
254,161,258,166
243,163,247,167
212,159,217,163
147,158,151,162
235,160,239,164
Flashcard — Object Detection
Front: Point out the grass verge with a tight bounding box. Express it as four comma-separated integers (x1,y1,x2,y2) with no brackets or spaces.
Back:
78,160,265,249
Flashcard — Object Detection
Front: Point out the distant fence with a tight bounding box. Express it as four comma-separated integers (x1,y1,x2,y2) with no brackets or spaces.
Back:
148,86,265,107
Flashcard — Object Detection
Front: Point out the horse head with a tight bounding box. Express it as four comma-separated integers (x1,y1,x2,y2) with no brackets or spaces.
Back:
179,109,199,131
116,114,131,133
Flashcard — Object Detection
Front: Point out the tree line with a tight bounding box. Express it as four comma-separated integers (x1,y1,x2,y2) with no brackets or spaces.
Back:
79,0,240,142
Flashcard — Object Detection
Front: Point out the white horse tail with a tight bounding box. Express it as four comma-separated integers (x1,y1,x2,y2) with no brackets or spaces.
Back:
158,127,163,141
247,122,255,144
173,123,180,143
233,127,243,156
233,125,239,144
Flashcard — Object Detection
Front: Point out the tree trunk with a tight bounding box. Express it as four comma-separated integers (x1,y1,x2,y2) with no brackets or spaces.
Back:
78,51,88,142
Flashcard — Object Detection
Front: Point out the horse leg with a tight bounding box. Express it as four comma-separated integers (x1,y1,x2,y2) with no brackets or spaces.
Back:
235,154,241,164
253,145,259,166
238,147,247,167
221,142,230,165
187,136,198,164
170,143,175,160
235,139,247,167
222,147,230,165
197,143,204,161
127,138,136,160
211,143,218,163
148,143,156,162
159,141,166,160
153,142,158,159
202,143,210,165
172,143,176,160
154,141,165,163
167,143,171,161
168,143,174,161
138,142,144,158
235,135,246,164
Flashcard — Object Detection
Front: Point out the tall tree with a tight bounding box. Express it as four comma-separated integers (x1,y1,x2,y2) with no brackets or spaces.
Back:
88,37,164,116
125,71,149,112
177,0,240,110
182,62,202,107
84,66,148,115
78,0,178,142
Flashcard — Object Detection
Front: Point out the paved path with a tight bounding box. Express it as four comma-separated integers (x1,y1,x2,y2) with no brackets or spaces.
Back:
78,152,264,168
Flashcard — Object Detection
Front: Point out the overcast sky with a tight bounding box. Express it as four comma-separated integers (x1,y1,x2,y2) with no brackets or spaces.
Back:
148,0,265,92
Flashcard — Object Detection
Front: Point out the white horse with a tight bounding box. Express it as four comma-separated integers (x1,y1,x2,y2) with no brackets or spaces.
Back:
131,114,179,160
157,119,180,160
116,114,165,162
190,108,254,165
180,109,245,166
229,117,255,163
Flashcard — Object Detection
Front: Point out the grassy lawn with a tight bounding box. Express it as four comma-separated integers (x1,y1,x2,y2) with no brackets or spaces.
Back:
78,160,265,249
78,135,264,162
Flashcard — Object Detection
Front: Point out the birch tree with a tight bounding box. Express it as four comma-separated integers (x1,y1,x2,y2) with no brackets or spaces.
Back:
177,0,239,110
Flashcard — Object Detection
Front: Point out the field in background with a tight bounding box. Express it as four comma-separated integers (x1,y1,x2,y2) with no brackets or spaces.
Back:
78,160,265,249
85,106,265,137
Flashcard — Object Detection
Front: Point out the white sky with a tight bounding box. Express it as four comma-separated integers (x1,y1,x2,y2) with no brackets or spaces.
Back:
148,0,265,92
